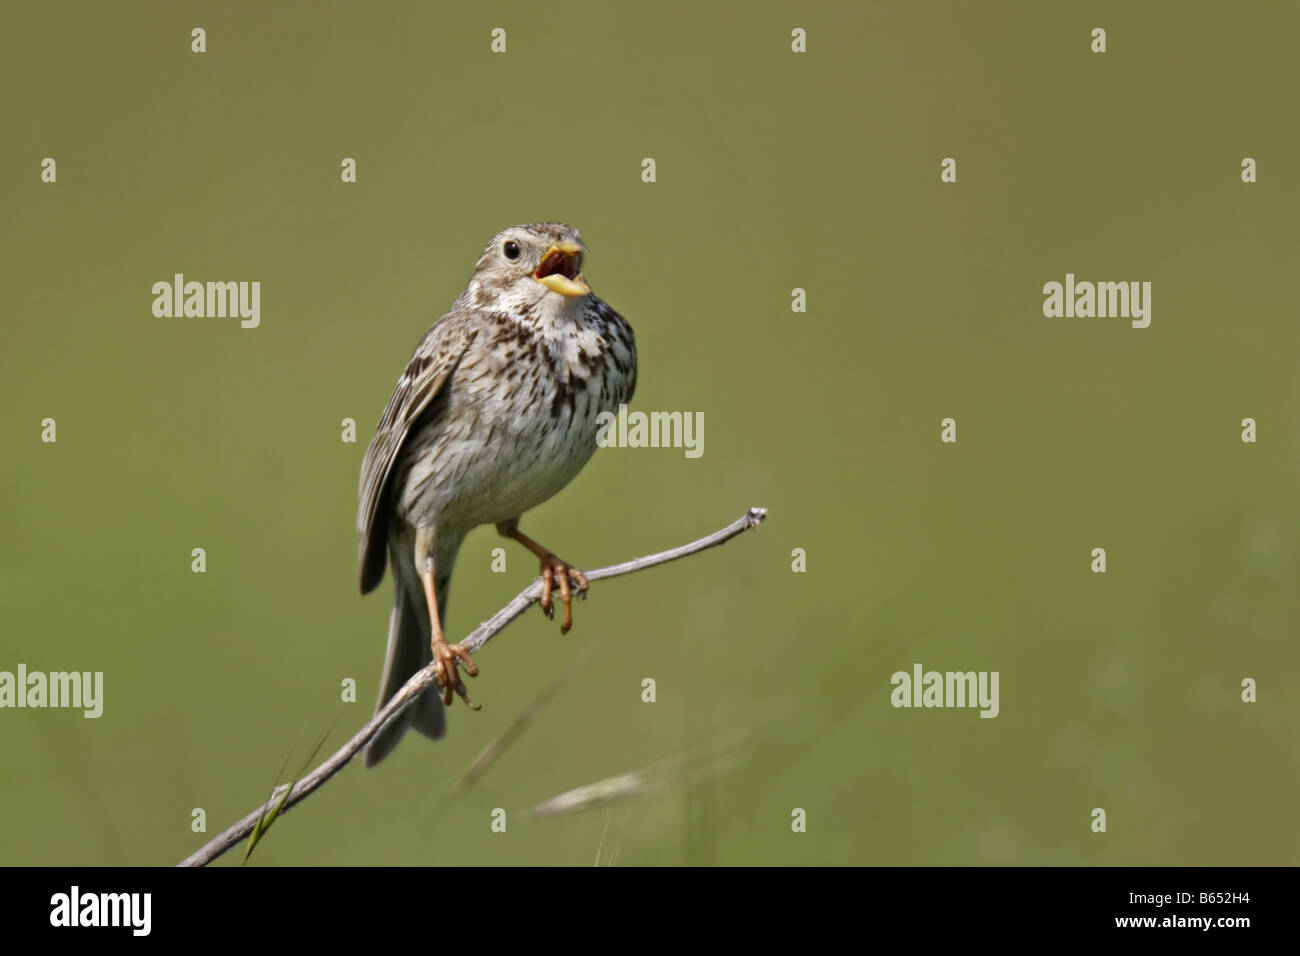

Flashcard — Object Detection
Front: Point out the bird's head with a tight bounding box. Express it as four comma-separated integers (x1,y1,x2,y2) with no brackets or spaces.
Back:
466,223,591,315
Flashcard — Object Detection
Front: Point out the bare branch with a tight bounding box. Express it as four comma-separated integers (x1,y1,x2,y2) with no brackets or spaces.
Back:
177,506,768,867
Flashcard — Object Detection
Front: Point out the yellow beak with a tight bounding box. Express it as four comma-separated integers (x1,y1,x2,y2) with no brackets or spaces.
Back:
535,240,591,298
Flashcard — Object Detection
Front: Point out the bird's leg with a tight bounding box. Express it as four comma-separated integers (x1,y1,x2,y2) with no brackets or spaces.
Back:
415,527,479,710
495,520,589,634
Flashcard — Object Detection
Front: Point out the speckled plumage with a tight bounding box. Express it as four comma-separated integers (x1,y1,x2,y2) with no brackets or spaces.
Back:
358,223,636,765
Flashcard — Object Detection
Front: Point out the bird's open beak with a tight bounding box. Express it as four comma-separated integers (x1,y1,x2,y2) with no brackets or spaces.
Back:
534,240,590,297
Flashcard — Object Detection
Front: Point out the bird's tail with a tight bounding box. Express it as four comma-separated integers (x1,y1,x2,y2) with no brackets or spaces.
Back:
364,557,455,767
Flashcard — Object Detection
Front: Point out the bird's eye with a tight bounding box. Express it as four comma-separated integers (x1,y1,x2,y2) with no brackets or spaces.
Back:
503,240,521,261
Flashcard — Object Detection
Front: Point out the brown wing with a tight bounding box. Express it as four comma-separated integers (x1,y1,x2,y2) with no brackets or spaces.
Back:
357,314,473,593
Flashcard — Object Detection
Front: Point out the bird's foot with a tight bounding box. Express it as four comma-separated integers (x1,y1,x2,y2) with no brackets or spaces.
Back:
537,553,589,634
432,639,480,709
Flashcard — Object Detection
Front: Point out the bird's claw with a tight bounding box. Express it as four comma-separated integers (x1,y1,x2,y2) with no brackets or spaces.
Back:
432,639,480,710
538,555,589,634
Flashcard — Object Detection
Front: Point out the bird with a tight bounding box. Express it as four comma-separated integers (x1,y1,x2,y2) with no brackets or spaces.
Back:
357,223,637,766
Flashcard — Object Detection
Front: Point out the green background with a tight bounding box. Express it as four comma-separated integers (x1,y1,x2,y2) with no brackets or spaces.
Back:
2,1,1297,865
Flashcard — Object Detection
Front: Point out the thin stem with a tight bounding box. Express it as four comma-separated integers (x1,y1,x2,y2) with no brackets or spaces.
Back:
177,506,768,867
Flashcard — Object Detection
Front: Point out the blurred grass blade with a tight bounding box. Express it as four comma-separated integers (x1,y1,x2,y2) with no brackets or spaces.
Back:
242,713,341,865
453,642,597,794
526,734,747,822
528,767,663,820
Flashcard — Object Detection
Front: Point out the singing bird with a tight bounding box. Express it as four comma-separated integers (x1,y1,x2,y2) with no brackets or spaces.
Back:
357,223,637,766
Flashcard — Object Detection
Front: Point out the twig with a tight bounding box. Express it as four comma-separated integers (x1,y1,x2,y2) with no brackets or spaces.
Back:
177,506,768,867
